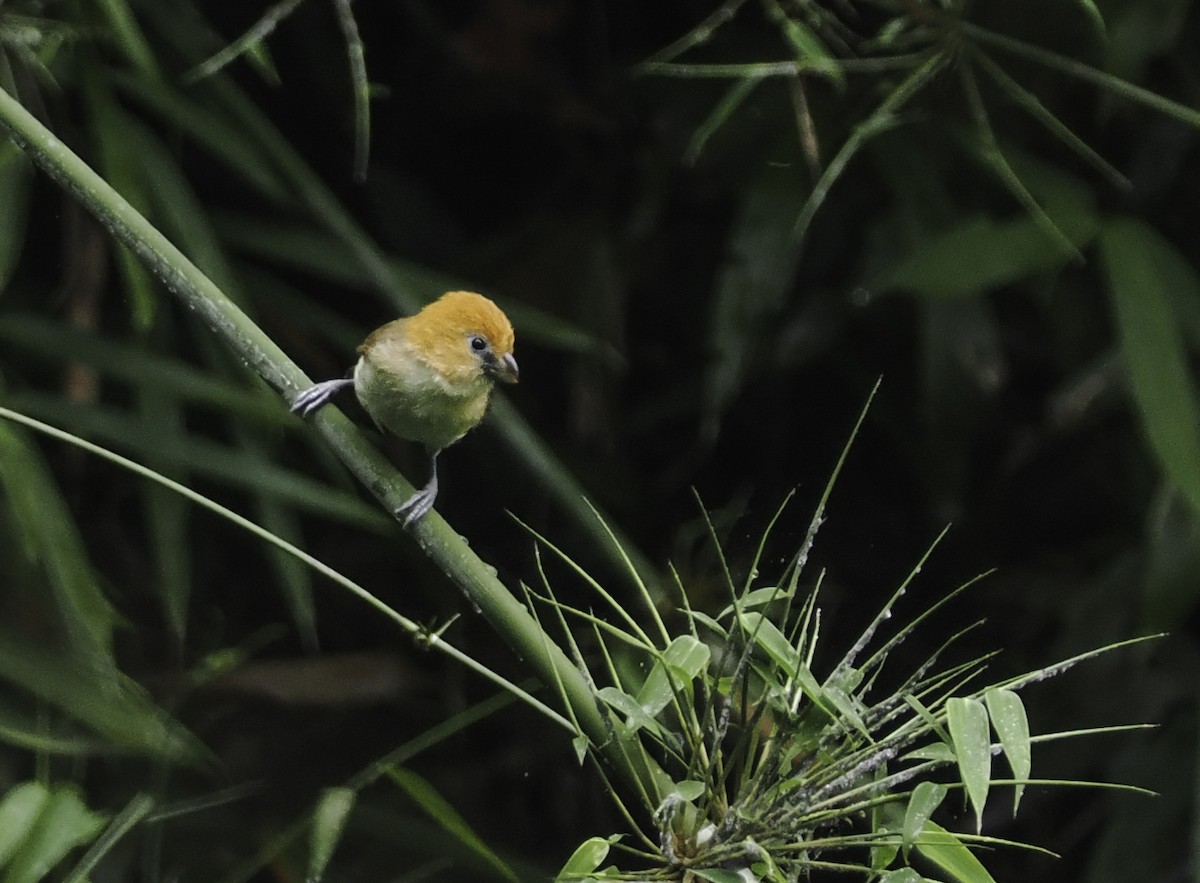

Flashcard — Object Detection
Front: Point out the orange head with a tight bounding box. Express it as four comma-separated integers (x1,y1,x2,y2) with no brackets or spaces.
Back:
360,290,518,387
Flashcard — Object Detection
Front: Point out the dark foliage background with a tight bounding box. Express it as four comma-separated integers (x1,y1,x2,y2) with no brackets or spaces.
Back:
0,0,1198,880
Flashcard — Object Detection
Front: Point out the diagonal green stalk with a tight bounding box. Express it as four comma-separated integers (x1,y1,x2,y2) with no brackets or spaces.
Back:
0,83,667,804
0,406,570,732
199,75,666,601
961,22,1200,131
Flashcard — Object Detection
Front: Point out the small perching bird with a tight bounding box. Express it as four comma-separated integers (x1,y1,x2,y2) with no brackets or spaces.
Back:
292,290,519,525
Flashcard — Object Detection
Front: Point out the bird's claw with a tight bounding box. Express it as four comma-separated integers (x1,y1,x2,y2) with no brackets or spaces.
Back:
395,487,436,526
292,379,354,416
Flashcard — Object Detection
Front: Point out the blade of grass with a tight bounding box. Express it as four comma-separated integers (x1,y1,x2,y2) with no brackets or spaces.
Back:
971,49,1128,191
183,0,305,83
957,60,1081,262
0,404,573,736
794,53,947,242
962,23,1200,131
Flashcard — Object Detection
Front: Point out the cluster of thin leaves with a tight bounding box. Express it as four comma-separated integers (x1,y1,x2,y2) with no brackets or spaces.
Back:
641,0,1200,244
650,0,1200,471
535,395,1154,882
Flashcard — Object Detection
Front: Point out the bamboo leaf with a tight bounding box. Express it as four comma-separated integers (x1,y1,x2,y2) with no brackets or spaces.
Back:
880,870,925,883
1,785,106,883
0,784,49,868
0,422,117,661
555,836,616,880
985,688,1031,815
308,787,355,883
914,820,997,883
902,781,947,859
946,697,991,833
1100,216,1200,515
880,214,1075,299
0,629,207,764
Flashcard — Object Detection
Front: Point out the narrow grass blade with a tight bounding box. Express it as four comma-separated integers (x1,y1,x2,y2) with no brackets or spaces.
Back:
61,793,154,883
386,768,520,883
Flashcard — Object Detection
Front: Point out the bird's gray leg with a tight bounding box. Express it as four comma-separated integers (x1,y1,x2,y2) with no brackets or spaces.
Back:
396,450,440,526
292,378,354,416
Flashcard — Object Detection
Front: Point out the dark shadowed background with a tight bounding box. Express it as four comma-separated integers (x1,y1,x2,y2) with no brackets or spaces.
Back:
0,1,1197,880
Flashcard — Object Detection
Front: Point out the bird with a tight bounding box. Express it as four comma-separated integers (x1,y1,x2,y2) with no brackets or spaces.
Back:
291,290,518,525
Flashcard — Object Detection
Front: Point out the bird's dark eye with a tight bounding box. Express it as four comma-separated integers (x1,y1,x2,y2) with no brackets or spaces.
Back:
469,335,488,352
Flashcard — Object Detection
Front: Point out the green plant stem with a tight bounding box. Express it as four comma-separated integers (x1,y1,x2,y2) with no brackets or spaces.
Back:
196,75,665,601
0,83,667,803
0,405,570,732
961,23,1200,131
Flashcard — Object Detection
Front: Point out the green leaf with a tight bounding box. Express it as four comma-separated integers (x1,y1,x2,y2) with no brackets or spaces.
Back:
0,703,112,756
738,613,800,677
0,629,207,764
597,687,665,737
0,784,50,868
823,683,871,739
387,767,519,883
913,820,997,883
880,214,1078,299
985,688,1031,815
571,733,589,765
904,742,955,763
871,799,904,871
881,870,926,883
946,697,991,833
555,836,618,880
308,787,355,883
1,785,106,883
904,694,951,746
637,636,711,714
0,422,117,661
902,781,947,859
673,780,706,801
1101,216,1200,516
687,610,728,638
718,586,791,618
690,870,746,883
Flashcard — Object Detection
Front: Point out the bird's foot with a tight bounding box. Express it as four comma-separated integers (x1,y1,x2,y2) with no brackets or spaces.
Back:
292,379,354,416
395,486,437,526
